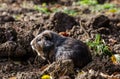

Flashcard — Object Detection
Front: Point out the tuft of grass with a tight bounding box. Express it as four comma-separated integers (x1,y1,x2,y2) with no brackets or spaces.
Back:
102,3,115,9
34,5,51,14
76,0,98,6
62,8,78,16
86,34,112,56
93,3,116,11
76,0,119,13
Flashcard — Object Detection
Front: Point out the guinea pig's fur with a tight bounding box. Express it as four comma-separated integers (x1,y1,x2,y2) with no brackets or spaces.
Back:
31,30,92,68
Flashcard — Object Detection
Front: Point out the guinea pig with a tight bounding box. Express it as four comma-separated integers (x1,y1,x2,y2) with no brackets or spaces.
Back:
30,30,92,68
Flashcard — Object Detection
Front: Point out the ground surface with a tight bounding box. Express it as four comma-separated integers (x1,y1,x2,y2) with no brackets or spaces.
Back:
0,0,120,79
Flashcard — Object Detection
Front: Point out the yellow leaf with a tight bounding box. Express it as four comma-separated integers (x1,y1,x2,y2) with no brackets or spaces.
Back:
108,9,117,13
111,55,116,64
9,76,16,79
42,3,47,7
41,75,52,79
111,54,120,64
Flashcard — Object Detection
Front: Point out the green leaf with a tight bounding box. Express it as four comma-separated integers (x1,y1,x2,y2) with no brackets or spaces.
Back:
34,5,50,14
103,3,115,9
86,34,112,56
77,0,98,6
63,8,78,16
94,34,101,44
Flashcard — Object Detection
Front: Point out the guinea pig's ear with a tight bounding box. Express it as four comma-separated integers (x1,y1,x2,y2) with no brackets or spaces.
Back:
43,33,52,40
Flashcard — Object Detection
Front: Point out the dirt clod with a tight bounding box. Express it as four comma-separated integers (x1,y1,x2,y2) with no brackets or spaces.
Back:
0,15,15,23
45,12,78,32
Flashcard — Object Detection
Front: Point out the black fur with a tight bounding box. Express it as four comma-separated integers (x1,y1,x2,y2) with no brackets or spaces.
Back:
31,30,92,68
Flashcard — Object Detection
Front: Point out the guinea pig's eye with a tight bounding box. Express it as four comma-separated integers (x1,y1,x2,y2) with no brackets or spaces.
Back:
44,36,51,40
36,38,41,42
43,34,52,41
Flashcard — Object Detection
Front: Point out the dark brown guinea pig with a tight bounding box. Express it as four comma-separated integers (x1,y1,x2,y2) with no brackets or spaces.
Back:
30,30,92,68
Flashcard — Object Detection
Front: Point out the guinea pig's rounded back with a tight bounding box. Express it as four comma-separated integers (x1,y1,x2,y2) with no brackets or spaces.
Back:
72,41,92,68
58,38,92,68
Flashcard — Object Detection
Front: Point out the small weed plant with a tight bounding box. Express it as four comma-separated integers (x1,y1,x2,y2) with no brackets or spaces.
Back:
76,0,98,6
76,0,119,13
86,34,112,56
34,4,78,16
62,8,78,16
34,3,51,14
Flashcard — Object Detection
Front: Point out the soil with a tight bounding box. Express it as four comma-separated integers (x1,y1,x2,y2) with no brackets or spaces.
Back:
0,0,120,79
